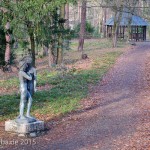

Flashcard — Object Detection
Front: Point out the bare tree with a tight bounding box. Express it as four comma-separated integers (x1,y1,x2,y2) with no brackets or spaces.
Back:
110,0,124,47
104,0,139,45
125,0,139,42
92,0,124,47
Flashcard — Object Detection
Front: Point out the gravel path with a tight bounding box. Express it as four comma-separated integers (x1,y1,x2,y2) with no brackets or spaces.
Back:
2,42,150,150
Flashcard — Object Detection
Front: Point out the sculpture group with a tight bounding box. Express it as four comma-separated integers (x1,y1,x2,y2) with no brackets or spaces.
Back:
16,56,37,124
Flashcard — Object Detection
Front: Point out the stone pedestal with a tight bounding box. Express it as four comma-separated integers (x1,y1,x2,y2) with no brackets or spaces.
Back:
5,120,45,137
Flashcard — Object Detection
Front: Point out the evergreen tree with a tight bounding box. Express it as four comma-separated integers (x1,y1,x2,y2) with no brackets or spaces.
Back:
1,0,76,67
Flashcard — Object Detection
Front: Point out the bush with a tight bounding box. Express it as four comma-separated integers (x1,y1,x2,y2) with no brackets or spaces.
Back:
72,21,95,38
92,27,102,38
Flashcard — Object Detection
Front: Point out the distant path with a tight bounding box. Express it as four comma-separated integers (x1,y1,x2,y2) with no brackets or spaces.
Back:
4,42,150,150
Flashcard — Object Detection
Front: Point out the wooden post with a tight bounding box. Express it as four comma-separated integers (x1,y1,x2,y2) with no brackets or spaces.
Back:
131,26,132,40
145,26,146,41
137,26,139,41
106,25,108,38
123,26,125,39
111,26,112,37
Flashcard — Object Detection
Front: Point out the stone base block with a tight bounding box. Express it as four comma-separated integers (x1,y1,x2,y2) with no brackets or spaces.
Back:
5,120,45,135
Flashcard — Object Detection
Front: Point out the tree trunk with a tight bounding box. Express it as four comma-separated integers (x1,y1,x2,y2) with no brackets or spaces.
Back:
29,32,36,67
103,8,107,38
112,25,118,47
78,38,84,52
56,4,65,65
98,13,101,34
43,45,48,56
56,35,63,64
78,2,81,23
27,21,36,67
78,0,86,51
65,3,70,50
48,45,55,68
112,5,123,48
5,22,11,63
127,18,132,42
5,34,10,63
127,0,138,42
112,11,117,48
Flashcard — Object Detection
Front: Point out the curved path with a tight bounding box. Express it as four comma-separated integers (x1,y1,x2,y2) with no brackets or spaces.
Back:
4,42,150,150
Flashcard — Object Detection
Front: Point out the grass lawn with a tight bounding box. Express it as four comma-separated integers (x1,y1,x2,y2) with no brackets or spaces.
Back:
0,39,126,121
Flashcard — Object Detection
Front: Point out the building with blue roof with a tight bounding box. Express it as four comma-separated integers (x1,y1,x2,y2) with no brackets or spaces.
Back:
105,12,149,41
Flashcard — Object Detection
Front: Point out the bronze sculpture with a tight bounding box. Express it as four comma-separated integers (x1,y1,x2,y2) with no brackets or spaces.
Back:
5,57,45,135
16,56,37,124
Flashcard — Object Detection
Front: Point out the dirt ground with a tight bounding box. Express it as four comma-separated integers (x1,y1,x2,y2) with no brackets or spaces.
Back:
0,42,150,150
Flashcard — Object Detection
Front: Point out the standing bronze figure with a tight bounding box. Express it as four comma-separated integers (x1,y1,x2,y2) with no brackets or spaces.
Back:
16,56,37,123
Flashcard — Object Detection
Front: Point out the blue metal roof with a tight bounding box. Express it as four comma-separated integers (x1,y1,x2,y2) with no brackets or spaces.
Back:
106,13,149,26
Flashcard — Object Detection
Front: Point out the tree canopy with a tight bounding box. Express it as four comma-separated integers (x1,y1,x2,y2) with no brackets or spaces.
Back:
0,0,76,66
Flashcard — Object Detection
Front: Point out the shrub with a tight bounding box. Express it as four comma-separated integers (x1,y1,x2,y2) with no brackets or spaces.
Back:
72,21,95,38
